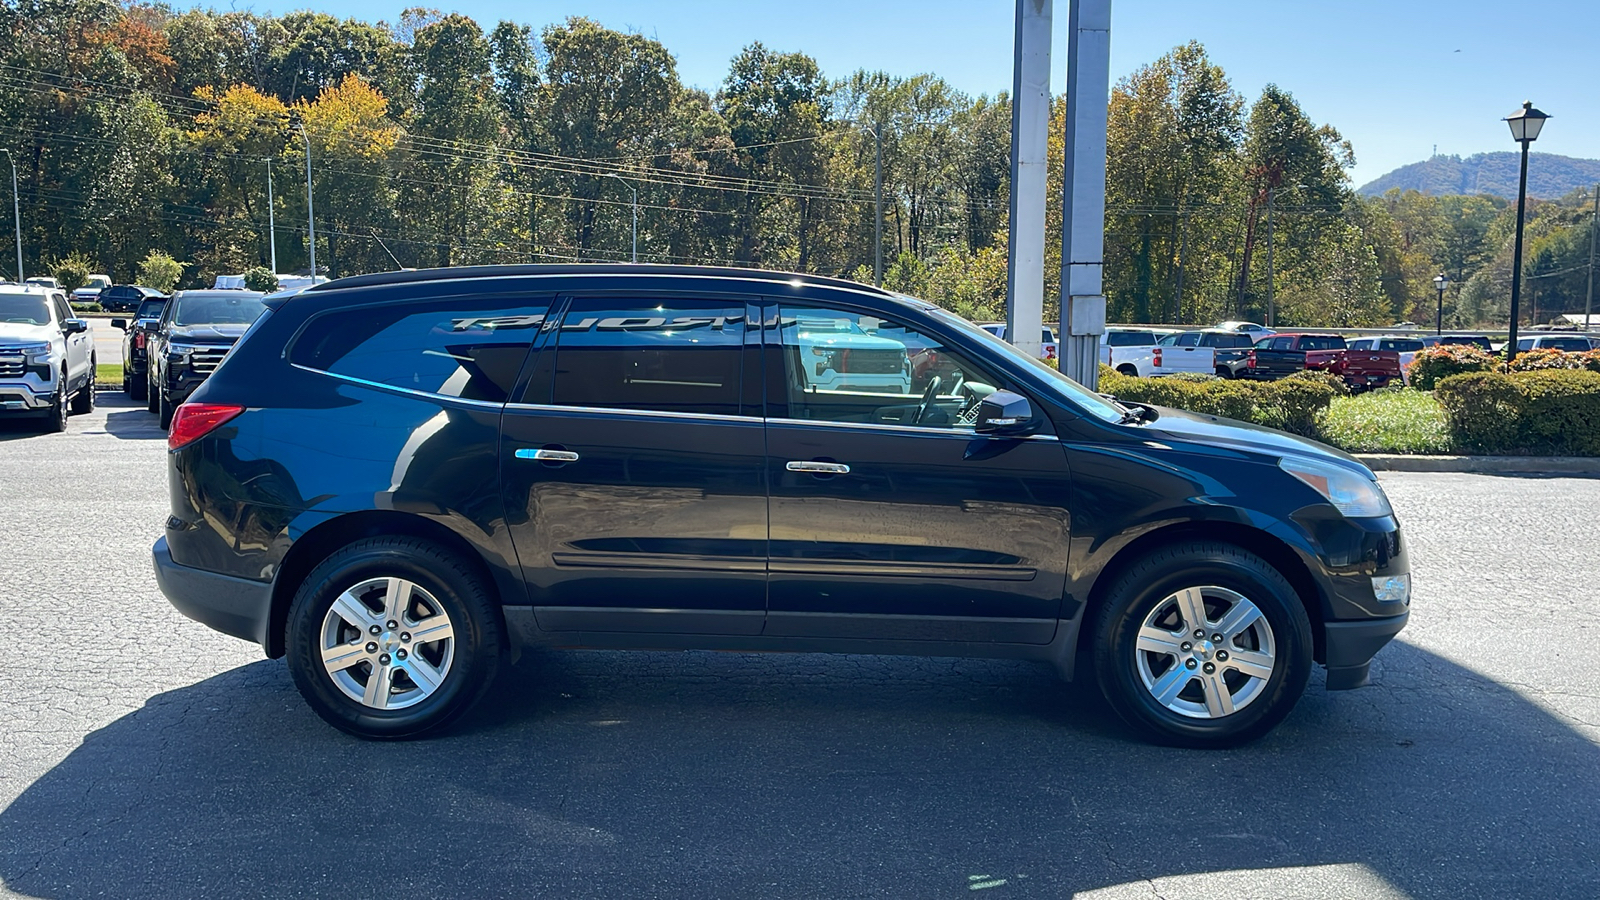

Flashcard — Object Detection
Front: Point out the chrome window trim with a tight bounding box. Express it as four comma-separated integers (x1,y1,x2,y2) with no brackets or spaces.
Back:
766,416,1059,441
291,364,506,409
505,401,759,424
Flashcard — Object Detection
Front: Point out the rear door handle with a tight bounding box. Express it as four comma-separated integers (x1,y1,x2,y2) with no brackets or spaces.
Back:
786,460,850,475
516,448,580,463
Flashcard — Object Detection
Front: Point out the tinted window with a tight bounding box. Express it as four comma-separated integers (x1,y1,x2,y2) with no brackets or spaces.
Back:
550,299,745,416
1441,335,1492,350
173,293,268,326
1157,333,1179,347
1041,328,1055,343
1174,332,1201,347
51,295,72,324
1542,337,1590,352
1517,339,1533,351
1106,330,1154,347
137,299,167,319
293,298,546,403
1299,336,1345,351
1269,337,1292,350
1347,339,1371,350
0,295,51,325
1379,339,1424,352
780,304,997,430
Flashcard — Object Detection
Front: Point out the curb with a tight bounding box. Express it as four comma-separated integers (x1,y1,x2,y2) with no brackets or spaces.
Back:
1357,454,1600,475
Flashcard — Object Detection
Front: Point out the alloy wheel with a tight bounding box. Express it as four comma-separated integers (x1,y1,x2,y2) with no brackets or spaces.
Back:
1134,585,1276,719
319,576,456,710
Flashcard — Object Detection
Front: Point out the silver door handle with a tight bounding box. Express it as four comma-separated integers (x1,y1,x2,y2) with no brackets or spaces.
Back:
786,460,850,475
516,448,580,462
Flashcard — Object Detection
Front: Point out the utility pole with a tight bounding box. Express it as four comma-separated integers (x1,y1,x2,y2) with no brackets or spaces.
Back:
0,149,20,283
1265,184,1275,328
1004,0,1052,361
292,116,316,281
1059,0,1113,389
1587,183,1597,331
1174,206,1190,323
873,123,884,287
266,158,277,275
606,173,638,262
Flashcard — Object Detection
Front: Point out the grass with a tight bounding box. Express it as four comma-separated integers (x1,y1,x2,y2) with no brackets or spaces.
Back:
96,363,124,387
1316,388,1453,455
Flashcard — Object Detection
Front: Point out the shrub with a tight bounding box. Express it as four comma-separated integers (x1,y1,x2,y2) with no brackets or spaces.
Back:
138,250,186,293
1409,344,1501,390
243,266,280,293
1097,370,1337,435
1507,347,1586,372
1435,369,1600,455
1282,368,1349,396
51,252,93,293
1269,373,1340,436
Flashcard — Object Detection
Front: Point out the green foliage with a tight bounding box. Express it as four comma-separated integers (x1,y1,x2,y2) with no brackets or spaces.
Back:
1435,370,1600,455
1316,389,1452,454
1099,369,1337,436
51,253,94,293
137,251,186,293
1505,348,1597,372
242,266,280,293
1409,344,1501,390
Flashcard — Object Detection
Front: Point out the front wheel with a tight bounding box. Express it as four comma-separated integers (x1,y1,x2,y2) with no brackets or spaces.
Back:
146,372,158,413
1093,541,1312,748
157,389,174,429
286,537,504,739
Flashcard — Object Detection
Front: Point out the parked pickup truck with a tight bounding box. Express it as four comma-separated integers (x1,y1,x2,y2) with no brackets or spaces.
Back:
1162,329,1256,378
1101,328,1214,377
1246,333,1402,390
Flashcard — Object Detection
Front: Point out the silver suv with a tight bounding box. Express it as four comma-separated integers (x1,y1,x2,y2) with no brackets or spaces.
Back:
0,285,96,432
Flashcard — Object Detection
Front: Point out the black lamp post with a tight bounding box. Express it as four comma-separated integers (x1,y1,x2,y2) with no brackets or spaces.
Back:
1433,273,1449,334
1504,101,1550,363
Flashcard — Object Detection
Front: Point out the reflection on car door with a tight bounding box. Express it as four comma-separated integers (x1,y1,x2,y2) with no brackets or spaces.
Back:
51,294,88,387
762,302,1071,645
500,295,768,636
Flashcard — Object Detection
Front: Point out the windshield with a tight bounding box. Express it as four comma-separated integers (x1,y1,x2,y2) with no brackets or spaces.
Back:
86,276,110,288
926,306,1126,424
0,295,52,325
137,299,167,319
173,293,268,326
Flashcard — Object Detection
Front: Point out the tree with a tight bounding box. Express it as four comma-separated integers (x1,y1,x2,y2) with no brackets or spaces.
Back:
52,253,94,292
293,73,401,275
138,250,186,292
242,265,279,292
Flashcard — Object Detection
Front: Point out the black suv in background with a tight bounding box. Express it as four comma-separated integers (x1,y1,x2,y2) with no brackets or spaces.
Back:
111,295,170,401
147,289,266,428
152,266,1412,747
97,284,166,313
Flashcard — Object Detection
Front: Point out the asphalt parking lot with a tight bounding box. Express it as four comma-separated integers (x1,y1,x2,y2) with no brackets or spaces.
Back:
1,393,1597,899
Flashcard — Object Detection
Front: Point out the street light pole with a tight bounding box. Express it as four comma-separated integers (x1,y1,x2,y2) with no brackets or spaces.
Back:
1503,101,1549,364
0,149,21,283
292,117,316,281
606,173,637,263
1265,184,1275,328
1586,183,1597,332
1433,273,1449,334
266,158,277,275
873,122,883,287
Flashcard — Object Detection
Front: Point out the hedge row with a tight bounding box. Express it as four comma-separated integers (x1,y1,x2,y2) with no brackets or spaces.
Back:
1098,366,1342,436
1409,345,1600,390
1434,369,1600,455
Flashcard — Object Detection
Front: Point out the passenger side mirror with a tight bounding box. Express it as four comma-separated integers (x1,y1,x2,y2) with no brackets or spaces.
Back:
974,390,1039,437
110,318,127,331
64,319,88,334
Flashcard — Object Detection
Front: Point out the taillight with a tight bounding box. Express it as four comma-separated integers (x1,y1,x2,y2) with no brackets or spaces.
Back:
134,332,146,350
1246,349,1256,367
168,403,244,450
1152,347,1163,367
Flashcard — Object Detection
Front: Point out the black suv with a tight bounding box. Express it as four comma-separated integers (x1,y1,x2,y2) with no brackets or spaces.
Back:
151,266,1411,747
146,289,267,428
97,284,165,314
110,294,170,401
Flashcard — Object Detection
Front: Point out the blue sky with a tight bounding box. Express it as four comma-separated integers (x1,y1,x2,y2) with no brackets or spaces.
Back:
253,0,1599,188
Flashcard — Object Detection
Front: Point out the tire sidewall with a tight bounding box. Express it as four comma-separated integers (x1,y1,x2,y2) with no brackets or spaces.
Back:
1097,547,1312,747
286,543,498,739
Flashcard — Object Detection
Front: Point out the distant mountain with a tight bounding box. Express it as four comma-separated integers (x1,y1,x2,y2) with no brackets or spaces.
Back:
1358,152,1600,199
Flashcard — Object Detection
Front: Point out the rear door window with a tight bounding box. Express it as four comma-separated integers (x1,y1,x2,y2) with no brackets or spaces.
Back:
291,296,548,403
1543,337,1590,352
1106,330,1154,346
547,298,747,417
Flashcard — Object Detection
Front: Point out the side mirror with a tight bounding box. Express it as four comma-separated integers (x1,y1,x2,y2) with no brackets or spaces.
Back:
110,318,127,331
974,390,1040,437
64,319,88,334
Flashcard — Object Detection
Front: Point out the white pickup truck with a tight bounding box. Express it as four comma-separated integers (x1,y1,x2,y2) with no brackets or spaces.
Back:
1100,327,1214,377
979,323,1058,362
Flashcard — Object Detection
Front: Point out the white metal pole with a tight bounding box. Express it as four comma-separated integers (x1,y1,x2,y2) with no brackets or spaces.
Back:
1005,0,1052,361
297,122,316,280
1586,183,1597,331
1059,0,1112,389
266,158,277,275
874,124,883,286
607,173,637,262
1,150,20,283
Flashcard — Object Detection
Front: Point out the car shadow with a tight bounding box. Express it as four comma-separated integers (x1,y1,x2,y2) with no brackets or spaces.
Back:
0,641,1594,899
99,393,163,440
0,417,47,441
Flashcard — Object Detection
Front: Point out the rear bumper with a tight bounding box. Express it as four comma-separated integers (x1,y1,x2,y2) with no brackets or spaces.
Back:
152,535,272,648
1323,612,1408,690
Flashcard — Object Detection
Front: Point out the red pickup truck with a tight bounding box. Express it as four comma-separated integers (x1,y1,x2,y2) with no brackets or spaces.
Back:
1245,333,1402,390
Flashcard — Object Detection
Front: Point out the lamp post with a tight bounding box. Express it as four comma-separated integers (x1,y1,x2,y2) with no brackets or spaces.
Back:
1503,101,1549,363
1433,273,1449,334
290,114,317,281
606,173,637,263
265,158,277,275
0,149,21,283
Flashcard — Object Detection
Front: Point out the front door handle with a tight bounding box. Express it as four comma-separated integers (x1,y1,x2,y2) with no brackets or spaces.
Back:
516,448,580,463
786,460,850,475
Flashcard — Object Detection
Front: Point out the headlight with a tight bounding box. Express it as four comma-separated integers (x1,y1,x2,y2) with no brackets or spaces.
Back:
166,341,197,360
17,341,54,364
1278,457,1392,517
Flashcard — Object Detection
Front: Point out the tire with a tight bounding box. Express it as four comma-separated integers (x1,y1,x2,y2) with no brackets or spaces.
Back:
146,372,158,413
1117,364,1139,378
39,378,67,433
128,367,146,400
70,362,95,415
285,537,504,739
1215,367,1232,379
157,388,174,430
1092,541,1312,748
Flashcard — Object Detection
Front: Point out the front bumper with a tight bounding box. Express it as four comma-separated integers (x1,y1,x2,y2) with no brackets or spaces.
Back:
152,535,273,648
1324,612,1408,689
0,382,56,411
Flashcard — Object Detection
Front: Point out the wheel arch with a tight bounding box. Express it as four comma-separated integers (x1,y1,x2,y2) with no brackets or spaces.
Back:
264,510,507,659
1072,519,1327,678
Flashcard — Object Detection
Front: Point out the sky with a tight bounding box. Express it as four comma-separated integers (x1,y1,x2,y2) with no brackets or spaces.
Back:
247,0,1599,188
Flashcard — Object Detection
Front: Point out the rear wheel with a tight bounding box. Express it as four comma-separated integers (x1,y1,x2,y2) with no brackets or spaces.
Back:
286,537,504,739
69,361,95,414
1117,364,1139,378
1093,541,1312,748
1215,366,1232,379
